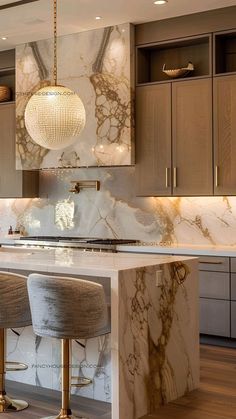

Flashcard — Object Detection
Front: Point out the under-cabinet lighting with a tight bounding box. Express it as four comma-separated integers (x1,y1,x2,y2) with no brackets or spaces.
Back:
154,0,168,4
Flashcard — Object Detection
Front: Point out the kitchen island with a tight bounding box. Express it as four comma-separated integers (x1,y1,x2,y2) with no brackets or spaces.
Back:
0,248,199,419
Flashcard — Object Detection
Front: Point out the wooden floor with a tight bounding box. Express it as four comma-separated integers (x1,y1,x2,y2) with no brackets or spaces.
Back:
4,344,236,419
143,345,236,419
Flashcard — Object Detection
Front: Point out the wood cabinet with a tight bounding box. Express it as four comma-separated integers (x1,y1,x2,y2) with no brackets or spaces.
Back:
0,103,38,198
135,26,236,197
214,75,236,195
136,78,213,196
172,79,213,195
136,84,172,196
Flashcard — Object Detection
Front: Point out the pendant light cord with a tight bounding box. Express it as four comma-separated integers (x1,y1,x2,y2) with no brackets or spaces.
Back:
53,0,57,86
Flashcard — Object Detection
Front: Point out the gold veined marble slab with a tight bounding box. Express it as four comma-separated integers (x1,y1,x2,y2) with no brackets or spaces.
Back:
1,250,199,418
16,23,134,169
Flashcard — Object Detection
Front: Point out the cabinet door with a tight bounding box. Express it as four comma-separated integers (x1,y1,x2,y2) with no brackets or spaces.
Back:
0,103,23,197
200,298,230,337
172,78,213,196
199,271,230,299
136,84,172,196
214,75,236,195
231,302,236,338
0,103,38,198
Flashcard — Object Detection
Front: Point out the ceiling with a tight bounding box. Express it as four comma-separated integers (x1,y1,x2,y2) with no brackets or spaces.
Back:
0,0,236,50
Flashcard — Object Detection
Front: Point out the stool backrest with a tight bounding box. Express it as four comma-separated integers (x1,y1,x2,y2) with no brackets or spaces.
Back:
27,274,108,339
0,271,31,328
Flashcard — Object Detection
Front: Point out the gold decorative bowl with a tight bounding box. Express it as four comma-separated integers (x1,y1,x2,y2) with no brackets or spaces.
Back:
0,85,11,102
162,62,194,78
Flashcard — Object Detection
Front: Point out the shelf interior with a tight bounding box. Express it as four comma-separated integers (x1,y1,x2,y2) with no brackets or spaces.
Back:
215,32,236,74
137,36,210,84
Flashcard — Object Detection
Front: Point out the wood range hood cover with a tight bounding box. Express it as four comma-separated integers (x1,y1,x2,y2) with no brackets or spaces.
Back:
16,23,134,170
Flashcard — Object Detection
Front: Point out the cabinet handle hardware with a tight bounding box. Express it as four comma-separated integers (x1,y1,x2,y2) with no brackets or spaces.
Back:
165,168,169,188
200,261,223,265
173,167,177,188
215,166,219,187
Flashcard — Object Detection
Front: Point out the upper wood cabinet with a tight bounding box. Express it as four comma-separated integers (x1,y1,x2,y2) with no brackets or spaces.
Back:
136,84,172,196
0,103,38,198
136,78,213,196
172,78,213,196
214,75,236,195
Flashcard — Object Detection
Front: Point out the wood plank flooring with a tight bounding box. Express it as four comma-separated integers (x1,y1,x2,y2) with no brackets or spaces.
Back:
4,344,236,419
143,345,236,419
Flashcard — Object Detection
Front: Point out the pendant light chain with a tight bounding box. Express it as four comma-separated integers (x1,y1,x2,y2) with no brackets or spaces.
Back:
53,0,57,86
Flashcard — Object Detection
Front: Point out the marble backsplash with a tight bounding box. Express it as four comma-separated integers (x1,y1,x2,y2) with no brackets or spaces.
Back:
0,166,236,246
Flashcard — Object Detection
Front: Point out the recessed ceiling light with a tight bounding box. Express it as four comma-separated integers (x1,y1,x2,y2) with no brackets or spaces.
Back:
154,0,168,4
1,37,7,41
95,16,102,20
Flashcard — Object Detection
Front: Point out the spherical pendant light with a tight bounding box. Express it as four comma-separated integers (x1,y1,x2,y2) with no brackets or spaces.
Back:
25,85,86,150
24,0,86,151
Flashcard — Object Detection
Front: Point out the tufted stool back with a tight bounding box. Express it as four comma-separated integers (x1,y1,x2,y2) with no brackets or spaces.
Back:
27,273,108,340
0,271,31,329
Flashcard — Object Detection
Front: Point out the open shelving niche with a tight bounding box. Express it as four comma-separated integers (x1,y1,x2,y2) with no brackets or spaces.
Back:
0,49,15,102
136,34,212,85
214,29,236,75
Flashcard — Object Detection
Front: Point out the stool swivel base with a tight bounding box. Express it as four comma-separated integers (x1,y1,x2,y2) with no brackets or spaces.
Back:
41,340,88,419
43,415,86,419
0,329,29,413
0,394,28,413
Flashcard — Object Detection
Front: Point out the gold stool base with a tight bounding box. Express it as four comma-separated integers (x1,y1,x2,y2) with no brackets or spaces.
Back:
0,395,28,412
41,416,87,419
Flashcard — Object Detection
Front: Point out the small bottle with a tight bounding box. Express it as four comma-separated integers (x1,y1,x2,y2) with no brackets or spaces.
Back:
8,226,13,235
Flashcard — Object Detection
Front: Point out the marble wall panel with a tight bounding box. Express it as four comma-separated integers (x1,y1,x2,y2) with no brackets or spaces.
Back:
16,23,134,169
1,167,236,246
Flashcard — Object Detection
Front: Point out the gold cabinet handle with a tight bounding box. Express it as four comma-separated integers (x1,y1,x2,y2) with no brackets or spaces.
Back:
215,166,219,187
173,167,177,188
165,168,169,188
200,261,223,265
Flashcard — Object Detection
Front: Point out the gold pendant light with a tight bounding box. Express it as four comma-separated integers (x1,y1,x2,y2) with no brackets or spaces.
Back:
24,0,86,150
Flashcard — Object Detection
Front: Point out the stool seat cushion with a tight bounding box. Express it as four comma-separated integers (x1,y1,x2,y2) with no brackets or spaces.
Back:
27,274,109,340
0,271,32,328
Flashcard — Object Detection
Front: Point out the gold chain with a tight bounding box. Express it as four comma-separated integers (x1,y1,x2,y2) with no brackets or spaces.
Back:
53,0,57,85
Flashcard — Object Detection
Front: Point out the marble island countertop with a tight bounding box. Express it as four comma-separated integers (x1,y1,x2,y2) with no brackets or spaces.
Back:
1,246,199,419
117,242,236,257
0,246,195,276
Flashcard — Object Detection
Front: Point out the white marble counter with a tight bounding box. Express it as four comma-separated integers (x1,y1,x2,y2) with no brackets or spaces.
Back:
0,246,195,275
118,243,236,257
0,248,199,419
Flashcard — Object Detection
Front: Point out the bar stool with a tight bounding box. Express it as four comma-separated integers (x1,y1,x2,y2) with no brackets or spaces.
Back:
27,273,109,419
0,271,31,413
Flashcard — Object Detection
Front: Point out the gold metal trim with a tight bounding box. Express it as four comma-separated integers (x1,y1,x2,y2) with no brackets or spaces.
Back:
6,361,28,372
215,165,219,187
173,167,177,188
200,261,223,265
0,329,28,412
71,376,92,388
165,168,169,188
41,339,88,419
69,180,100,194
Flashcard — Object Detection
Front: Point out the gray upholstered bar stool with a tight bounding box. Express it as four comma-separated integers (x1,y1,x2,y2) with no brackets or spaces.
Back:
27,273,109,419
0,271,31,413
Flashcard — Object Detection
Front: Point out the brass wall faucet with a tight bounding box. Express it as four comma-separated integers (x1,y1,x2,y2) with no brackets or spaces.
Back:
69,180,100,194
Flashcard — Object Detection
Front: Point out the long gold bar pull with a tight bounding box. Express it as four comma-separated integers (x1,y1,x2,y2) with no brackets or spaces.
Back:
215,166,219,188
165,168,169,188
173,167,177,188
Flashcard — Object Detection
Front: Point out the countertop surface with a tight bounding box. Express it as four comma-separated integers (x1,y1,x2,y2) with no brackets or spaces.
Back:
117,243,236,257
1,237,236,257
0,247,195,277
